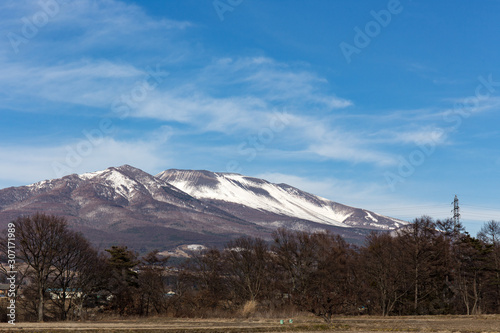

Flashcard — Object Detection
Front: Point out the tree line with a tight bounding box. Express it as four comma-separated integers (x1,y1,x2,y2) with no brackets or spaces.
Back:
1,213,499,322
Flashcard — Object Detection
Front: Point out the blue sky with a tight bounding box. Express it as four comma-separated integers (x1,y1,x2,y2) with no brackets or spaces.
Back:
1,0,499,235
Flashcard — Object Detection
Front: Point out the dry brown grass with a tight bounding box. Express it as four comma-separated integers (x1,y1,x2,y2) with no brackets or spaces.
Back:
0,314,500,332
241,300,258,317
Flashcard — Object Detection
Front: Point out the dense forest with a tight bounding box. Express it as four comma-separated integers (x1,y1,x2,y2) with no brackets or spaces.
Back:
1,213,499,322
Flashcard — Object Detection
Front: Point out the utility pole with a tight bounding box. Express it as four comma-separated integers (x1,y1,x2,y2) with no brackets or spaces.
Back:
452,195,460,227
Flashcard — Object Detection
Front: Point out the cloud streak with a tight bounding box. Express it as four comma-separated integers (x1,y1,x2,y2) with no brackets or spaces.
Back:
0,136,169,188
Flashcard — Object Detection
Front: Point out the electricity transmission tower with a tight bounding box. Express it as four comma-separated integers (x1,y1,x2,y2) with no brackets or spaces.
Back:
452,195,460,227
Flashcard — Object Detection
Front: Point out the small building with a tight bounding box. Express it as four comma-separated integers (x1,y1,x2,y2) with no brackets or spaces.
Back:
47,288,83,300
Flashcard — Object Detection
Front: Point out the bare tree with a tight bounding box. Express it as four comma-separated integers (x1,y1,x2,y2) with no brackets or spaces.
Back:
71,252,108,319
225,237,273,304
360,232,410,316
190,247,230,311
397,216,441,314
300,232,355,322
272,229,327,306
15,213,68,322
478,221,500,246
137,250,170,316
477,221,500,312
273,230,355,322
454,234,491,315
1,214,106,321
49,231,100,320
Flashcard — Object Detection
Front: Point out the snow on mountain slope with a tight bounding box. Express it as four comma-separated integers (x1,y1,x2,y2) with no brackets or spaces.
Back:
157,169,406,230
80,168,140,201
78,165,188,203
162,171,348,227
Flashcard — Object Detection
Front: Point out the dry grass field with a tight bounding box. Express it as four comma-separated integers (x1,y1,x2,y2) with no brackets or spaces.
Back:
0,315,499,333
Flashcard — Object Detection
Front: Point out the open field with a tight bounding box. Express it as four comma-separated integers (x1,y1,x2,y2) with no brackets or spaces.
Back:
0,315,500,333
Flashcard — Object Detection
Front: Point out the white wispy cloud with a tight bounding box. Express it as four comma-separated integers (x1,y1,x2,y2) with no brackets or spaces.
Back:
0,0,194,113
373,126,448,146
0,136,170,187
0,59,144,108
278,115,398,165
135,91,270,133
0,0,192,55
200,56,352,109
445,96,500,115
393,128,447,146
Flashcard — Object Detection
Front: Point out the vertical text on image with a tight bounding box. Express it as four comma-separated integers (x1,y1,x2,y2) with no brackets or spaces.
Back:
6,222,17,325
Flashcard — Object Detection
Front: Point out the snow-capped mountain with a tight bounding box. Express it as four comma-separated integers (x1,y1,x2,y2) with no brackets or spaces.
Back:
0,165,406,250
158,169,405,231
0,165,262,250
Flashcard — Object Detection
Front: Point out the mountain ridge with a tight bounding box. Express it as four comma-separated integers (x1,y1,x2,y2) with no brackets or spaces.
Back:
0,165,406,250
157,168,405,230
